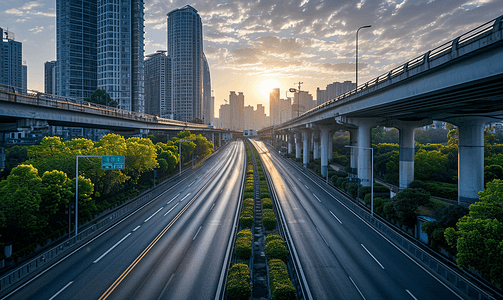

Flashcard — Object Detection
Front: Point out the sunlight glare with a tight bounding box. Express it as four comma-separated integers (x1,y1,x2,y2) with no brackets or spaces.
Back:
258,78,281,100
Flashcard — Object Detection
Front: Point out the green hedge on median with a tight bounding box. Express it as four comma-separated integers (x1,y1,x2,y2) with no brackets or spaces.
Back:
268,259,296,300
265,238,289,262
240,198,254,228
235,229,253,260
262,198,273,209
262,208,277,231
226,263,252,300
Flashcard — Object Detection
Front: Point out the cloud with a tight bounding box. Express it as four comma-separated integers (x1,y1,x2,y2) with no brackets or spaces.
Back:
28,26,43,34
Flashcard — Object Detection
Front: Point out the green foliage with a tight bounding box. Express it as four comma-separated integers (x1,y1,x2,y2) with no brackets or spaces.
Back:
84,89,117,107
423,181,457,200
262,208,277,231
414,150,449,181
346,182,358,198
240,198,254,228
226,263,251,300
262,198,273,209
392,188,431,229
265,239,289,262
235,229,253,260
485,165,503,185
265,233,283,245
268,259,297,300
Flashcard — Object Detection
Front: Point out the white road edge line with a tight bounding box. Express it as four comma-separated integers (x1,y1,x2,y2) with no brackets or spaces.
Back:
361,244,385,269
167,193,180,204
48,281,73,300
180,193,191,201
144,207,164,223
93,233,131,263
316,227,329,247
188,180,195,187
313,194,321,202
329,211,342,224
193,226,202,240
349,277,366,300
164,203,179,216
406,290,418,300
132,225,141,232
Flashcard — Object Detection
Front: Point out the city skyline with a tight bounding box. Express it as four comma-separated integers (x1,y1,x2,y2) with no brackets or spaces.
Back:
1,0,502,117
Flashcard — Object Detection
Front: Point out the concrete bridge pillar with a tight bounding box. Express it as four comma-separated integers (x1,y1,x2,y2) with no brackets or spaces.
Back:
348,128,358,174
347,118,380,187
328,130,334,162
288,132,294,154
211,132,215,150
454,117,490,204
313,130,320,160
319,126,331,178
301,129,312,167
219,132,222,147
295,132,302,159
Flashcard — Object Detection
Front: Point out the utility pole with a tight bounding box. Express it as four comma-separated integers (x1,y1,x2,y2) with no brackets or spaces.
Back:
294,82,303,117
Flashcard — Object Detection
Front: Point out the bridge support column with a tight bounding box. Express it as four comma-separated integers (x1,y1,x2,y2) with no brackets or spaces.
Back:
211,132,215,150
288,132,294,154
348,128,358,174
319,126,331,178
295,132,302,159
347,118,380,187
301,129,312,167
313,131,320,160
455,117,490,205
219,133,222,147
328,130,334,162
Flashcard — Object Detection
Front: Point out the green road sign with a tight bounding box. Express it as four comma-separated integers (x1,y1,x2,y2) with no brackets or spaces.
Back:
102,156,125,169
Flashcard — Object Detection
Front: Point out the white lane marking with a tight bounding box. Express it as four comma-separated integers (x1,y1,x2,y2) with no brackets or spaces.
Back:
180,193,191,201
188,180,195,187
298,177,301,181
313,194,321,202
304,184,309,190
329,211,342,224
193,226,202,240
210,203,216,211
133,225,141,232
316,227,329,247
406,290,418,300
349,277,366,300
144,207,164,223
48,281,74,300
93,233,131,263
167,193,180,204
361,244,385,269
219,189,224,194
164,203,180,216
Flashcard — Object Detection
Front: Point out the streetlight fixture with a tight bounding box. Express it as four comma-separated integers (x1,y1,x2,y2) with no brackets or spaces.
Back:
345,145,374,216
356,25,372,91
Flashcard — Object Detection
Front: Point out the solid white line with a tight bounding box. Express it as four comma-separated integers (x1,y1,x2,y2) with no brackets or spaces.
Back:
93,233,131,263
361,244,385,269
329,211,342,224
180,193,191,201
167,193,180,204
349,277,366,300
48,281,73,300
316,227,329,247
406,290,418,300
132,225,141,232
188,180,195,187
164,202,180,216
144,207,164,222
193,226,202,240
313,194,321,202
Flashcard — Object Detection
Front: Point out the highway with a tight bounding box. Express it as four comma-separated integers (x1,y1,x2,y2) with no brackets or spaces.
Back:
251,139,463,300
3,140,245,300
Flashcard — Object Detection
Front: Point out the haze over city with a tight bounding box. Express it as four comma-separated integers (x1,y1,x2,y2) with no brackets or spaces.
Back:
1,0,503,116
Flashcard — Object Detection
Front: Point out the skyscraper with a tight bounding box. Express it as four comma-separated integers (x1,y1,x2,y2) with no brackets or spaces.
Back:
97,0,145,112
56,0,97,99
229,91,244,130
202,53,213,124
270,88,280,125
145,50,171,118
167,5,204,122
44,61,57,94
0,28,23,91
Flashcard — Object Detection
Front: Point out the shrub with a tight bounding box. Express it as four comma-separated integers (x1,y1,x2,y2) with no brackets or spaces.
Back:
265,233,283,245
226,263,251,300
423,181,457,200
244,186,254,193
260,191,271,199
235,229,253,260
262,198,273,209
268,259,296,300
243,192,254,199
240,198,254,228
331,175,338,185
265,239,289,262
346,182,358,198
336,177,347,189
263,208,277,231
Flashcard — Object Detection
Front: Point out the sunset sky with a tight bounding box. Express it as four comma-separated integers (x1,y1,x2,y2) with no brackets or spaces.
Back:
2,0,502,117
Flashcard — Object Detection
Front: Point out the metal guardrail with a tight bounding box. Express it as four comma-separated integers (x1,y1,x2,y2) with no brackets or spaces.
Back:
0,83,226,131
0,146,225,297
264,14,503,133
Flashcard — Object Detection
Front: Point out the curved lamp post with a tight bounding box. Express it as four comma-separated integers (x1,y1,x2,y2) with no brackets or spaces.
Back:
356,25,372,91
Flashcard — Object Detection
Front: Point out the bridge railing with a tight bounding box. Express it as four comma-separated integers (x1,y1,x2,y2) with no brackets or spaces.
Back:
0,83,215,130
285,14,503,126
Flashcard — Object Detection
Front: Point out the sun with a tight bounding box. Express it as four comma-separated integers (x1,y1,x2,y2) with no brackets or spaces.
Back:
258,78,281,100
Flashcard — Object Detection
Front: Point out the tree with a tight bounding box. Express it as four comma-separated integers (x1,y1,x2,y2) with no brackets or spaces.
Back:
125,137,159,182
414,149,448,181
85,89,117,107
393,188,431,229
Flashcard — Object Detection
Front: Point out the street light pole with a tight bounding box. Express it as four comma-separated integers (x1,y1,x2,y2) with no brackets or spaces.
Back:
356,25,371,91
345,145,374,216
